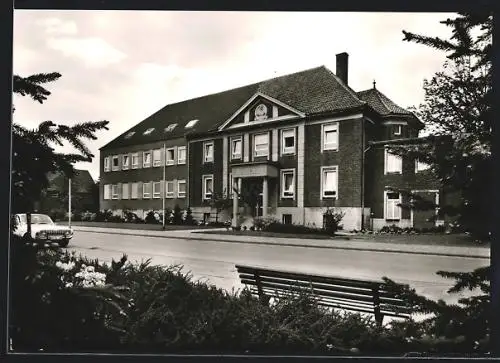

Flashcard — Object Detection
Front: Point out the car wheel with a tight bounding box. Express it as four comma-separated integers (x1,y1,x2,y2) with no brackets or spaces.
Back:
58,239,69,248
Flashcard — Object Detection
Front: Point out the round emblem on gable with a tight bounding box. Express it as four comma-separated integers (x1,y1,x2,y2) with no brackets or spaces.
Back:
254,103,268,120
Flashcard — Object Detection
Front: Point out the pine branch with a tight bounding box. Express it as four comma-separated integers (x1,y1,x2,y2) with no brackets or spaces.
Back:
13,72,61,103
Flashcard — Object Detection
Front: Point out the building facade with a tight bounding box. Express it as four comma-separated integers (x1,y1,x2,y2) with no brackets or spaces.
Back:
99,52,446,230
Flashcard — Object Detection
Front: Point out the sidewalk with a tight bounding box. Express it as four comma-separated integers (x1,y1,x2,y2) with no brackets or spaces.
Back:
72,225,490,260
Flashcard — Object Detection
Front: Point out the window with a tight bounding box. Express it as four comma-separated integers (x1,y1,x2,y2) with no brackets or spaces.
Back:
385,192,401,220
231,137,242,159
153,149,162,167
185,119,198,128
322,123,339,151
203,175,213,200
415,159,431,173
385,149,402,174
122,183,129,199
153,182,161,198
178,180,186,198
282,214,292,225
177,146,186,164
281,169,295,199
143,128,155,135
165,181,174,198
131,153,139,169
124,131,135,139
204,141,214,163
111,184,119,199
143,182,151,199
394,125,402,136
131,183,138,199
112,155,120,171
253,133,269,157
122,155,130,170
103,184,111,200
143,151,152,168
104,157,110,172
165,148,176,165
165,123,177,132
321,166,338,199
281,129,296,155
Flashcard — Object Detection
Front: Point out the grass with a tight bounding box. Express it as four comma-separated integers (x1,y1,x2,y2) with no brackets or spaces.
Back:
194,229,350,240
65,221,219,231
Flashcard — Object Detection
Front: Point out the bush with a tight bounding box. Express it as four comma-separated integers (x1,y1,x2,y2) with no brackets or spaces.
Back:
144,211,160,225
123,210,142,223
323,208,345,235
184,207,195,225
172,205,183,225
107,215,124,223
81,211,96,222
252,216,279,231
95,210,113,222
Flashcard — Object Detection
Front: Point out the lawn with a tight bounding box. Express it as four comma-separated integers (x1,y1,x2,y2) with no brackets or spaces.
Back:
196,229,489,248
194,229,350,240
66,221,218,231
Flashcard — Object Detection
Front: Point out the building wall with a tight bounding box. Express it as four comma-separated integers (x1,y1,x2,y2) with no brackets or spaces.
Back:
304,116,364,209
100,137,188,213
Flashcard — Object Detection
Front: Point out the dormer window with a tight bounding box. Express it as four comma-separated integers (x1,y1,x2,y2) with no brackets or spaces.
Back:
394,125,402,136
124,131,135,139
143,128,155,135
165,123,177,132
185,119,199,128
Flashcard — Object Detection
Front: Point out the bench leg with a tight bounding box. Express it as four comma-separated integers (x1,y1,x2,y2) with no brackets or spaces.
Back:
374,311,384,326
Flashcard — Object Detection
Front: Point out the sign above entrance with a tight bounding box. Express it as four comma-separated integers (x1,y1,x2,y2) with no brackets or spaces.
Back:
231,163,278,178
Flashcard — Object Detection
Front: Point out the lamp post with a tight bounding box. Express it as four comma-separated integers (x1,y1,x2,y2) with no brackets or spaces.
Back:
68,178,72,228
162,143,166,230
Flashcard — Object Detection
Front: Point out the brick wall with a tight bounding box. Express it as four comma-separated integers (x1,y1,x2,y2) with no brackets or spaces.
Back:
304,117,363,208
100,138,188,212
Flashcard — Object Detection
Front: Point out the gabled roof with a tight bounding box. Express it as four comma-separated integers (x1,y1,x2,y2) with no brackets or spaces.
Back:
101,66,366,150
357,87,413,116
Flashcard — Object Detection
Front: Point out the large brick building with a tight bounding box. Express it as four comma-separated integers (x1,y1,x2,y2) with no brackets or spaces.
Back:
99,53,445,230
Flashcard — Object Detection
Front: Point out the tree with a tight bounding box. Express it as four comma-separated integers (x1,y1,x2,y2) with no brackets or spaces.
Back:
205,190,233,223
388,12,492,241
12,72,109,233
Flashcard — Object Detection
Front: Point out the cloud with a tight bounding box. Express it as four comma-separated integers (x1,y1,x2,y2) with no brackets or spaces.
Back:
46,36,127,67
37,17,78,35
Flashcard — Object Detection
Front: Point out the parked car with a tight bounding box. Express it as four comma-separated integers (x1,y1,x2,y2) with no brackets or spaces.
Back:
12,213,74,247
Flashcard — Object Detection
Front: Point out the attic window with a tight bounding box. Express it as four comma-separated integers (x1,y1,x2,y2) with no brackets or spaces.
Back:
124,131,135,139
185,119,199,128
165,123,177,132
143,128,155,135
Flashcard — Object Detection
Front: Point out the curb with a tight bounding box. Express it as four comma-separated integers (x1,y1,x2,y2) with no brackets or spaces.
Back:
72,228,490,260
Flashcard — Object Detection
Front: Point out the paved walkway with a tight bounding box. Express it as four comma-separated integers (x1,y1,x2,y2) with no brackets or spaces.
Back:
72,226,490,260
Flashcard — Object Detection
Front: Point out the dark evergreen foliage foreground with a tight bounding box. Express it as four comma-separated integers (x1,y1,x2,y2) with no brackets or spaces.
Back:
8,238,490,356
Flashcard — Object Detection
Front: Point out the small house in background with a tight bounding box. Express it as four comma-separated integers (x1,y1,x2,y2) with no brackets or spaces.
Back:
37,169,98,220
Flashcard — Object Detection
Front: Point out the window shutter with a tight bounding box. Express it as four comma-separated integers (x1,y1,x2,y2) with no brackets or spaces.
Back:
117,183,122,200
173,179,178,198
137,182,143,200
138,153,143,169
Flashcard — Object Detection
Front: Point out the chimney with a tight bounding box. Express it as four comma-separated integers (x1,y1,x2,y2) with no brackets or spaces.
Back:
336,52,349,85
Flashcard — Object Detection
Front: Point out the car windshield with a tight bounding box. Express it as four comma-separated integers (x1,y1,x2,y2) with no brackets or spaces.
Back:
30,214,54,225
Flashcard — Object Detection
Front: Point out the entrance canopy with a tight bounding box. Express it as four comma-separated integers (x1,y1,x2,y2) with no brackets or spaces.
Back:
231,162,279,178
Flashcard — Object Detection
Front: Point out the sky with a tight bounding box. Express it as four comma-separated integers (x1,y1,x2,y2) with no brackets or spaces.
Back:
12,11,456,181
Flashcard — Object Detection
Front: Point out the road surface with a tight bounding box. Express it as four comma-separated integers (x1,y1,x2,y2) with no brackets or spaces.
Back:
68,230,489,305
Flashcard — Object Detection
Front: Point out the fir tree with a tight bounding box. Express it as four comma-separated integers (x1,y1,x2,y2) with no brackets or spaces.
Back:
388,12,492,240
12,72,109,233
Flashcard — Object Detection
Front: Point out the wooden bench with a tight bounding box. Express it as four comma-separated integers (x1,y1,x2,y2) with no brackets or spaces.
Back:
235,265,411,326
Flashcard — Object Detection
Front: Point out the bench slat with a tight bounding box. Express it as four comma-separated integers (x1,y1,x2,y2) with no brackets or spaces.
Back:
236,265,380,290
239,274,407,306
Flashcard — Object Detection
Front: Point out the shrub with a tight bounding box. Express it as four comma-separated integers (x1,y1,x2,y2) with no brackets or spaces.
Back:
252,216,279,231
95,210,113,222
144,211,159,225
322,208,345,235
123,210,141,223
172,205,183,225
184,207,195,225
81,211,96,222
107,215,124,223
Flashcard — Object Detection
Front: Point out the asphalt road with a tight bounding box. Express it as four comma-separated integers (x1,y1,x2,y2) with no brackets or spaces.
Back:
68,230,489,305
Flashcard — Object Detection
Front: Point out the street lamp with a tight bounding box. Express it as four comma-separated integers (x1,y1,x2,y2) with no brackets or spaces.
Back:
68,177,72,228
